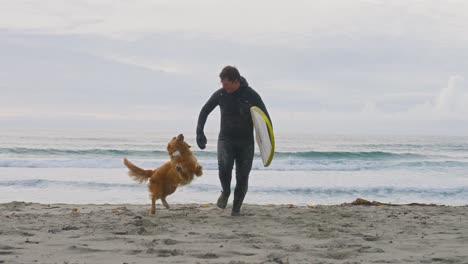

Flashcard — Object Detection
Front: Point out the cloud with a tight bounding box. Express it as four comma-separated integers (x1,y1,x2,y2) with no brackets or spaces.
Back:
2,2,468,135
328,75,468,121
402,75,467,120
2,0,468,45
434,75,466,114
266,75,468,135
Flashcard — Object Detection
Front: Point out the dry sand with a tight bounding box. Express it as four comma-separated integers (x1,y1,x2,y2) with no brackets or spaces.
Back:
1,201,467,264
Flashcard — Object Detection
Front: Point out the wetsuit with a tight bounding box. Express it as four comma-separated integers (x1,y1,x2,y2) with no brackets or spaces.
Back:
196,77,271,212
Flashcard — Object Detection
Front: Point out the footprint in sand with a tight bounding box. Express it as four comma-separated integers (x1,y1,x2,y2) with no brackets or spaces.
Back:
146,248,184,257
194,252,219,259
267,252,288,263
162,239,180,245
0,244,21,257
0,245,22,251
68,245,104,253
323,249,357,260
358,246,385,253
224,251,256,256
207,233,238,239
363,235,381,241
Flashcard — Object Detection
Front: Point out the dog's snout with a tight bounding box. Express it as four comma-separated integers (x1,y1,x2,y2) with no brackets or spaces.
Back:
177,134,184,141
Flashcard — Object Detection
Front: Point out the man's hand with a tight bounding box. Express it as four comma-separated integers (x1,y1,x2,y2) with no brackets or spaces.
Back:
197,132,207,149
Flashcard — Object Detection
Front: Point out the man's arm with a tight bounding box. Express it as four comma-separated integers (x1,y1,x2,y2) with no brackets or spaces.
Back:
197,91,220,134
196,90,220,149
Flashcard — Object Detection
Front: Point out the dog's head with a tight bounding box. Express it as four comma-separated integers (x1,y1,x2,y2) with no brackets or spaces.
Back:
167,134,191,158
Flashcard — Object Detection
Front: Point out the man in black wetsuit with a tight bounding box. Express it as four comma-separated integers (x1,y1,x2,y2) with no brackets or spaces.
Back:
196,66,271,216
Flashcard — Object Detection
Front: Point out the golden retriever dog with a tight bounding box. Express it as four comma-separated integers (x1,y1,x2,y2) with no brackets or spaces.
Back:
123,134,203,215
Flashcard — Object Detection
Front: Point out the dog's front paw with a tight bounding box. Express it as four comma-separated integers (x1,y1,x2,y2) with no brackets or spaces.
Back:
195,165,203,176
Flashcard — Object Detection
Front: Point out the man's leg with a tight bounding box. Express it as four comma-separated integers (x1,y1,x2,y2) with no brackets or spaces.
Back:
232,140,254,215
217,139,235,209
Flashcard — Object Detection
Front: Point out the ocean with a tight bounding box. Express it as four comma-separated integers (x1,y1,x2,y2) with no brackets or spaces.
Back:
0,130,467,206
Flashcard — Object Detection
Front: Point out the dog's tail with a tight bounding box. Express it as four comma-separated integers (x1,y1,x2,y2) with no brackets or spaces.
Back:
123,158,154,183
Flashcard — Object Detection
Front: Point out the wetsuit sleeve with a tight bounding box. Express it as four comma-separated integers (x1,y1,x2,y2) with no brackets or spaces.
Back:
197,90,220,134
251,91,273,128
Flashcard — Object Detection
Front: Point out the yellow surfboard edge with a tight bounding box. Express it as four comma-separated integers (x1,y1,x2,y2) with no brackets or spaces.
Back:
250,106,275,167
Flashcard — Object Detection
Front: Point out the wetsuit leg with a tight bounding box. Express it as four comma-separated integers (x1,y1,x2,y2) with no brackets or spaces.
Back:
232,140,254,212
217,139,235,197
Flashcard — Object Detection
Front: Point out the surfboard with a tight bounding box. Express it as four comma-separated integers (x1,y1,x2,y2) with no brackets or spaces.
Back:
250,106,275,167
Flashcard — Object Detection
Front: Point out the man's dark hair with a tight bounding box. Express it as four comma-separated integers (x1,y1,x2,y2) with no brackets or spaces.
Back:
219,66,241,82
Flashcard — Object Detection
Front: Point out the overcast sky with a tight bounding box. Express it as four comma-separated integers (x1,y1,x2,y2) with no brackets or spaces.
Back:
1,0,468,136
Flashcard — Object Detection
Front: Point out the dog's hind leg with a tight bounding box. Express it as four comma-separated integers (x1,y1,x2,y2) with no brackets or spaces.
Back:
150,195,157,215
161,196,170,209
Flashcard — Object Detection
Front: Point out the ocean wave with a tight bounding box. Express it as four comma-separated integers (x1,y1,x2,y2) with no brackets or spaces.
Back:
1,179,466,198
0,148,169,157
0,179,140,189
0,158,170,169
395,161,468,168
1,157,468,170
275,151,424,159
1,147,430,160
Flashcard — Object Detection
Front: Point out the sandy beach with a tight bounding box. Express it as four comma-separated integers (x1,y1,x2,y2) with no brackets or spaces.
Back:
0,201,467,264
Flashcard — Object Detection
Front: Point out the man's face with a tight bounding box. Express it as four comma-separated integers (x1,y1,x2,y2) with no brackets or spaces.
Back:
221,79,240,93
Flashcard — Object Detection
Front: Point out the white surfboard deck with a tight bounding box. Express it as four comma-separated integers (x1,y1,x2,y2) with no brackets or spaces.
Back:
250,106,275,167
